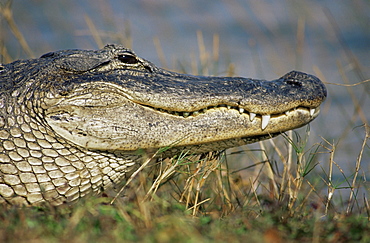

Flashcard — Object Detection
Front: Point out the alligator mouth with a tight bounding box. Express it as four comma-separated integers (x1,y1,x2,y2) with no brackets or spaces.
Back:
143,104,317,130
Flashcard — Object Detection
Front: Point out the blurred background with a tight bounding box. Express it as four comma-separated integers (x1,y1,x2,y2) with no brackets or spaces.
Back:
1,0,369,198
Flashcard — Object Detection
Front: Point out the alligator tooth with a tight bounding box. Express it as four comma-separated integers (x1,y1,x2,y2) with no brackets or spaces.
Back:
261,115,270,130
239,108,244,114
310,108,315,116
227,105,231,109
193,111,199,116
249,112,256,121
285,111,289,116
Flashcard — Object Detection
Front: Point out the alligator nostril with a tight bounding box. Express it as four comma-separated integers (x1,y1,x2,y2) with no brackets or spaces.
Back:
286,79,303,87
40,52,57,58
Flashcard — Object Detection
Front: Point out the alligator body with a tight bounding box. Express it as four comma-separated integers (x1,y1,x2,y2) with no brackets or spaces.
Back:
0,44,326,206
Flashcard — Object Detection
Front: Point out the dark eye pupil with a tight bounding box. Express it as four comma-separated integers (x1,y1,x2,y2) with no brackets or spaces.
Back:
117,54,138,64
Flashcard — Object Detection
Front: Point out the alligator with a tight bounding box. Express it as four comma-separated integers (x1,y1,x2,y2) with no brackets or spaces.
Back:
0,44,326,206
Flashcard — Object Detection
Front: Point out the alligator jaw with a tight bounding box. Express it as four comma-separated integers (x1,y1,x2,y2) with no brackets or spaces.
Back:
46,97,320,152
142,102,320,130
134,101,320,135
45,69,325,152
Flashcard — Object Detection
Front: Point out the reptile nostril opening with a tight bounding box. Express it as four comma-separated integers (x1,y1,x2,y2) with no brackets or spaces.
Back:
40,52,58,58
286,79,303,87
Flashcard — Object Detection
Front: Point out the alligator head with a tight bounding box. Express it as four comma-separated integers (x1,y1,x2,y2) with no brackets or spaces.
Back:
39,44,326,154
0,44,326,205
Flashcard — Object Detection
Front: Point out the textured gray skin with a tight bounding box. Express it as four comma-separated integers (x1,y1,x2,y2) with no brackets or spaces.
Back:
0,44,326,206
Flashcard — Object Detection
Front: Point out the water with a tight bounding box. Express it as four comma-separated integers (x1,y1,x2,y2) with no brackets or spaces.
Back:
1,0,369,200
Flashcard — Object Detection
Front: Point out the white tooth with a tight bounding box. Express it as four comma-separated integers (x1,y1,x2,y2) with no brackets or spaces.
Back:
310,108,315,116
239,108,244,114
249,112,256,121
227,105,231,109
285,111,289,116
261,115,270,130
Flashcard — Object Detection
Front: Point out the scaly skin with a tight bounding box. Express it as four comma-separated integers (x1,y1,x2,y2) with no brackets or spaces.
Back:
0,44,326,206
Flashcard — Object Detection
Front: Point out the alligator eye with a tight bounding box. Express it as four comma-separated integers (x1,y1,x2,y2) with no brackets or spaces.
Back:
117,54,139,64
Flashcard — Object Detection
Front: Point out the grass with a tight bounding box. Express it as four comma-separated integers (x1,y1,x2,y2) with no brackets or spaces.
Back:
1,142,369,242
1,1,369,242
1,197,369,242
